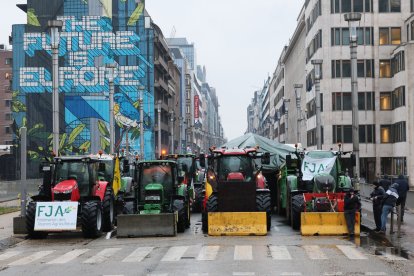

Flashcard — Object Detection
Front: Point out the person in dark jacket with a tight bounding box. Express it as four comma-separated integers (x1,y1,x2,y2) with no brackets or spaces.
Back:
379,183,399,233
370,180,385,231
344,188,360,236
394,175,409,222
379,174,391,191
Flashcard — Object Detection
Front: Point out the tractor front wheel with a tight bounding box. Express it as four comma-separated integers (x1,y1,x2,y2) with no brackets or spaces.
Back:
26,202,48,239
202,195,218,233
81,201,102,238
174,199,186,233
256,193,272,230
291,194,305,230
101,187,115,232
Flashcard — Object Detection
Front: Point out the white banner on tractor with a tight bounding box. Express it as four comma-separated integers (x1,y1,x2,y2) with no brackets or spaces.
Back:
34,202,78,231
301,156,337,181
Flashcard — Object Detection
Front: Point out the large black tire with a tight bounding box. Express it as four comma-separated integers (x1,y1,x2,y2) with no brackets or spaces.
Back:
185,200,191,229
201,211,208,233
202,195,218,233
81,201,102,238
192,187,203,213
291,194,305,230
101,187,115,232
256,193,272,230
26,202,48,239
174,199,186,233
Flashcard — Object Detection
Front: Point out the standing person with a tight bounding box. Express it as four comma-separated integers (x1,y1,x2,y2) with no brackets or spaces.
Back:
370,180,385,231
344,188,360,237
379,174,391,191
395,175,409,222
379,183,399,233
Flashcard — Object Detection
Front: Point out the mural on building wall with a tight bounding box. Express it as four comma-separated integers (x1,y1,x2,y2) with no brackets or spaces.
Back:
12,0,152,166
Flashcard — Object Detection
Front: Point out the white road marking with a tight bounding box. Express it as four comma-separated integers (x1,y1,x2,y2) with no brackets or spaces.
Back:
161,246,189,262
8,250,55,266
303,245,328,260
188,273,209,276
0,251,21,261
196,246,219,261
83,248,122,264
365,273,387,276
324,273,343,276
233,273,255,276
147,274,168,276
336,245,367,260
280,273,302,276
48,249,89,264
234,245,253,260
273,226,280,231
122,247,154,263
269,246,292,260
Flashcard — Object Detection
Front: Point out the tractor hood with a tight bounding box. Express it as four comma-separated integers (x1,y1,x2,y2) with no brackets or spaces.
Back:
53,179,78,193
144,183,164,191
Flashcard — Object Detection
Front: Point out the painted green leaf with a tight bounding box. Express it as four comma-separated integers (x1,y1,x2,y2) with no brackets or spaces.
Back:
98,120,110,137
133,100,140,109
79,141,91,152
22,117,27,128
28,123,44,136
11,100,26,112
28,150,40,160
27,8,41,27
130,128,140,141
100,136,109,150
68,124,85,145
31,131,50,140
127,2,144,26
116,120,124,129
59,133,67,150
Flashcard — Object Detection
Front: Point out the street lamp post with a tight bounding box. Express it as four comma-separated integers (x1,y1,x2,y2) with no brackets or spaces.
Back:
48,20,63,156
157,100,162,157
311,59,323,150
345,12,362,183
170,110,174,154
294,84,303,144
106,64,116,154
138,85,145,160
283,98,290,142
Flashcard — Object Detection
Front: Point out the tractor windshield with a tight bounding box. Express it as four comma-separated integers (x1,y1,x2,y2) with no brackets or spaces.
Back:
217,156,254,181
54,161,90,195
140,164,173,198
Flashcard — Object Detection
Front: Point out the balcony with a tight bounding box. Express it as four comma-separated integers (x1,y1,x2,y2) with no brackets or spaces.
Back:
154,55,168,74
154,77,169,93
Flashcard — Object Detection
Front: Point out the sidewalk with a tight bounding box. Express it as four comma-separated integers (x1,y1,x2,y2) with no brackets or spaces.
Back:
360,197,414,259
0,200,25,250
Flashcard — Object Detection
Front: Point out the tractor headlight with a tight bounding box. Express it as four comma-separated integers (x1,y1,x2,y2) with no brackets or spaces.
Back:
145,195,161,201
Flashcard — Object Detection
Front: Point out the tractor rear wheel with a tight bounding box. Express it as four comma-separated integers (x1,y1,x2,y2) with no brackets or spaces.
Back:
101,187,115,232
174,199,186,233
256,193,272,230
202,194,218,233
81,201,102,238
192,187,203,212
291,194,305,230
26,202,48,239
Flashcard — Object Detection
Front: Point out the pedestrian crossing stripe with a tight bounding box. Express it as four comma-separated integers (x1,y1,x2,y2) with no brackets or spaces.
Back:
0,244,405,266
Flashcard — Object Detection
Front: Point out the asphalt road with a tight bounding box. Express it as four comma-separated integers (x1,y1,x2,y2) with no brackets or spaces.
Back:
0,214,412,276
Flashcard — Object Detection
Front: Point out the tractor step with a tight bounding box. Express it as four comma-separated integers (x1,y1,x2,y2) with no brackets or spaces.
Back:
117,212,177,237
208,212,267,236
300,212,360,236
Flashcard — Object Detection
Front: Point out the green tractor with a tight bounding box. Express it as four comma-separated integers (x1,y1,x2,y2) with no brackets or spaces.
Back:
277,145,354,232
117,160,191,237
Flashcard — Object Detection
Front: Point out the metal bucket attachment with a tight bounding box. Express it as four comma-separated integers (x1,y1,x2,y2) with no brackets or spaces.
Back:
208,212,267,236
301,212,360,236
117,213,177,237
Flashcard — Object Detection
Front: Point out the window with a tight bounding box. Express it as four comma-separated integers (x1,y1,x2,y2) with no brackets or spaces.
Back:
307,127,324,147
5,126,11,134
359,125,375,143
306,0,322,33
379,0,401,12
380,92,392,110
5,58,12,65
379,27,401,45
391,27,401,44
379,60,391,78
5,113,12,121
358,92,375,110
379,28,389,45
5,100,11,107
331,0,373,13
332,125,352,143
412,0,414,12
411,21,414,41
306,30,322,62
381,125,391,143
391,51,405,76
332,92,351,111
380,122,406,143
380,86,405,110
332,59,374,78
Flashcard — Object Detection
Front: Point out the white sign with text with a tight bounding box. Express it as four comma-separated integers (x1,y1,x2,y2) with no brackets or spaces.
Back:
301,156,337,181
34,202,78,231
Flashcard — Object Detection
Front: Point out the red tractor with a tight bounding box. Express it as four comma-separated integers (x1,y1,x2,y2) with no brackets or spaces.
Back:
200,147,271,235
26,155,121,238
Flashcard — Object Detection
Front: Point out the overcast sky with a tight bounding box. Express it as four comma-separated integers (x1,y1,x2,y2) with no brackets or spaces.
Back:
2,0,304,141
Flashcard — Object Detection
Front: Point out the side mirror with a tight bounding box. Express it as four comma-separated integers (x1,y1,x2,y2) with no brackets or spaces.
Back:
350,153,356,166
199,154,205,168
286,154,292,168
99,162,106,172
123,159,130,173
261,152,270,165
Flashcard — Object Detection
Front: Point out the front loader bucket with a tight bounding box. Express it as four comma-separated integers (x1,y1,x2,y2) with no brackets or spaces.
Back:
208,212,267,236
117,213,177,237
301,212,360,236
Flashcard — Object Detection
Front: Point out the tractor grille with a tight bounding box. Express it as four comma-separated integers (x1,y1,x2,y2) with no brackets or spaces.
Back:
54,193,71,201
